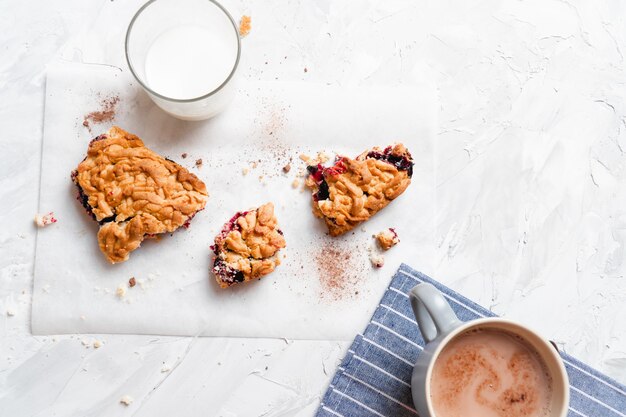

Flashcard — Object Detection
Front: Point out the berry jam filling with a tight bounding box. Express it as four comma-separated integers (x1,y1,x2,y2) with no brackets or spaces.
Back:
307,158,347,201
366,146,413,177
182,211,199,230
72,173,97,222
213,258,245,284
88,133,108,146
211,211,255,285
220,211,248,234
317,181,330,201
99,214,116,225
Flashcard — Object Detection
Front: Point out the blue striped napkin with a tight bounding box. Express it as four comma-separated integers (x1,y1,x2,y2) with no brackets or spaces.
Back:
316,264,626,417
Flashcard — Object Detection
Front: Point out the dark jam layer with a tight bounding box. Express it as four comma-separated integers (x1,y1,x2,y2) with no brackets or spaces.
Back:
213,258,245,285
211,211,251,286
306,158,347,201
367,146,413,177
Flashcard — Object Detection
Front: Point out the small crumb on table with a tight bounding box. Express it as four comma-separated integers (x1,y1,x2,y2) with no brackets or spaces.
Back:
129,277,136,288
34,212,57,227
317,151,329,164
367,244,385,268
6,309,15,317
369,253,385,268
120,395,133,406
374,228,399,251
242,167,250,175
93,340,103,349
181,153,188,159
291,179,300,189
282,163,291,173
195,158,203,168
239,15,252,37
116,284,127,298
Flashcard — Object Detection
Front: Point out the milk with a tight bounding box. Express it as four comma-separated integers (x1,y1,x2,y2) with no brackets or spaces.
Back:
144,25,237,100
430,329,553,417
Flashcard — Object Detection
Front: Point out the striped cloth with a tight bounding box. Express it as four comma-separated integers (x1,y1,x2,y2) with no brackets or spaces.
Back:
316,264,626,417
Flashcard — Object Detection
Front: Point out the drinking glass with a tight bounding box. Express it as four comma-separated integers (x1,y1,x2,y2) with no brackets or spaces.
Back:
125,0,241,120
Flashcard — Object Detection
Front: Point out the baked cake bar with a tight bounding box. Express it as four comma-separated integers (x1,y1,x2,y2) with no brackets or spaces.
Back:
71,127,208,263
211,202,286,288
305,144,413,236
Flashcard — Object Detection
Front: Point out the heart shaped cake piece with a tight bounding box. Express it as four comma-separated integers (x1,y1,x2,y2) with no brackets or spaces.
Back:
71,126,208,263
305,144,413,236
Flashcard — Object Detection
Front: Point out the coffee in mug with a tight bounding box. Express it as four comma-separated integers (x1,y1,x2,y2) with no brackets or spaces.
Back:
409,283,569,417
430,328,553,417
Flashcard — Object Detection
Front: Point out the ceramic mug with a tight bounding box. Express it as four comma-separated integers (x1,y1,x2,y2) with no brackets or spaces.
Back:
409,283,570,417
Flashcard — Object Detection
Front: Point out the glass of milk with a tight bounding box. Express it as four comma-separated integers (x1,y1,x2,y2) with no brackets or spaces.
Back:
125,0,240,120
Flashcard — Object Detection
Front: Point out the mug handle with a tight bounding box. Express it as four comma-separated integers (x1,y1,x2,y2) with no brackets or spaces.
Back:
409,283,462,344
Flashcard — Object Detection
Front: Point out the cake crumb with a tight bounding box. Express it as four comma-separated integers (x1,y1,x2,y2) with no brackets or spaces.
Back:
34,212,57,227
6,309,15,317
129,277,136,288
304,67,308,73
242,167,250,175
370,253,385,268
195,158,203,168
282,163,291,173
93,340,102,349
251,161,258,169
161,364,171,373
116,284,126,298
367,245,385,268
181,153,188,159
239,15,252,37
81,338,90,347
291,179,300,188
375,228,399,251
120,395,133,406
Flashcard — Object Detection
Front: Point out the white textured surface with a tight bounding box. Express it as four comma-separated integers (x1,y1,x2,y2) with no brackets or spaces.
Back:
1,0,625,416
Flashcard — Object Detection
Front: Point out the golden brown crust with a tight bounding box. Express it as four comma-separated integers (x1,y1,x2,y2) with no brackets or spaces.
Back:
305,144,413,236
212,203,286,288
72,127,208,263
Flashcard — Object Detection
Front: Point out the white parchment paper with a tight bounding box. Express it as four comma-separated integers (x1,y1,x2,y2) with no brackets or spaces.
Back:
32,62,436,339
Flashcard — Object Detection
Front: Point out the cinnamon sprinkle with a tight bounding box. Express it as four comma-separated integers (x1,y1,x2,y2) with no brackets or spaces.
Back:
82,96,119,132
315,241,364,301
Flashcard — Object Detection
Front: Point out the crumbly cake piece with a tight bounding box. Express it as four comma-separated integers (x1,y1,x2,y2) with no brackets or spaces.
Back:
239,15,252,37
305,144,413,236
375,228,400,250
211,202,286,288
71,126,208,263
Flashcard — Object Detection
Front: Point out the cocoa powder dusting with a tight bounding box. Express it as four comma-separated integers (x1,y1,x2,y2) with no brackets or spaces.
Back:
315,241,364,301
82,95,120,132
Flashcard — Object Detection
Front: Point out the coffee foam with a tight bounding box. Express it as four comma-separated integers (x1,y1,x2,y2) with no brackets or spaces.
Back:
430,328,553,417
